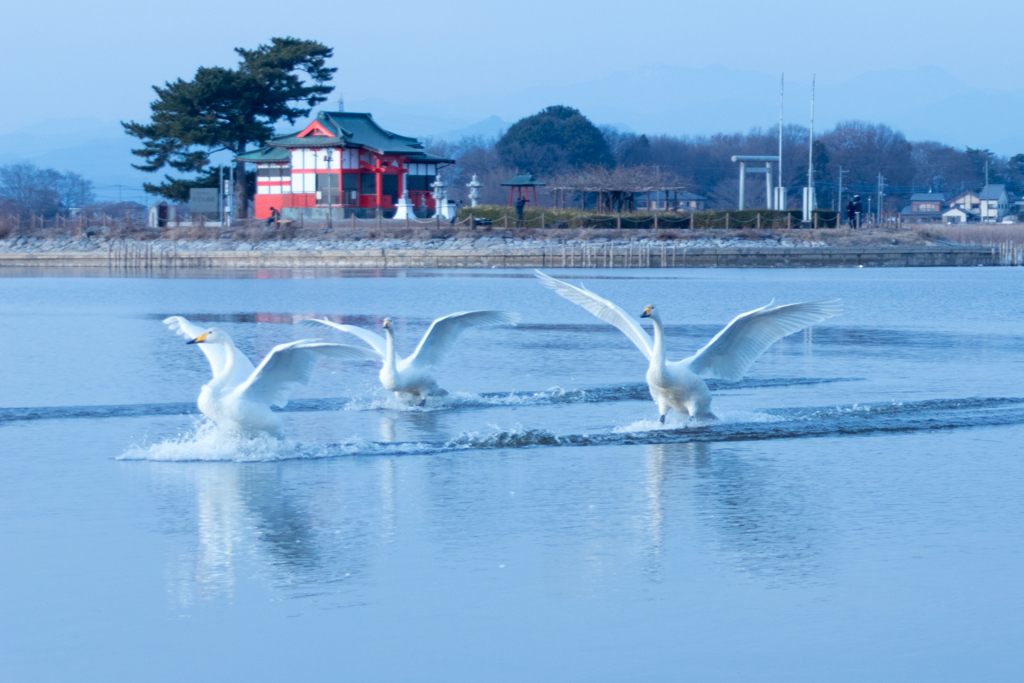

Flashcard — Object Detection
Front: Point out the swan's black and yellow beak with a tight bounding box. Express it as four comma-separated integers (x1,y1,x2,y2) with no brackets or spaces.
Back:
382,319,392,330
640,306,653,319
187,332,208,344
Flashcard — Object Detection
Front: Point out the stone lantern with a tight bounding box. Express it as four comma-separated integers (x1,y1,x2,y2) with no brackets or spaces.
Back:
432,173,456,220
466,174,483,207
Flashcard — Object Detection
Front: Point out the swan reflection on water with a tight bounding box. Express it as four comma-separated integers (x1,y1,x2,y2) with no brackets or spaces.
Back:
377,408,441,443
151,431,835,607
643,440,835,584
155,460,390,607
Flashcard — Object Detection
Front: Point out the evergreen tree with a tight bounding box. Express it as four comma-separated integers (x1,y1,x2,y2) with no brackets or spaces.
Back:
123,37,335,217
496,105,613,176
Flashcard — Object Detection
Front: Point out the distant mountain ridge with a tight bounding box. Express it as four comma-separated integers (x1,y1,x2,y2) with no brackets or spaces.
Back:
356,64,1024,153
3,64,1021,197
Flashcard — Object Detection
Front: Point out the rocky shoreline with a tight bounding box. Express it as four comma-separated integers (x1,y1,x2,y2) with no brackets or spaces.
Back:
0,233,833,254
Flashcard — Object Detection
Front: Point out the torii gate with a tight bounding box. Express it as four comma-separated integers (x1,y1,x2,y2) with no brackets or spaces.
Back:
731,155,781,210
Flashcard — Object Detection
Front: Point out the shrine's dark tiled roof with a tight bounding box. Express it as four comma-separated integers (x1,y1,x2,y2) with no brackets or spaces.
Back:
236,146,290,162
258,111,453,163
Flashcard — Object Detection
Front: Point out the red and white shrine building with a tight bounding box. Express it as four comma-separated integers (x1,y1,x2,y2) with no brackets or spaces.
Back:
237,111,453,219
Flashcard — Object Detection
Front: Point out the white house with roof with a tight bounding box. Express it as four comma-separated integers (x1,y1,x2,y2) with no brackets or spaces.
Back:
948,190,981,212
941,205,971,223
978,184,1010,221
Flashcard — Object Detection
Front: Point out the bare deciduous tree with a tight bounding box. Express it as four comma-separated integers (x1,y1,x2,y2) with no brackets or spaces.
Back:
0,164,96,216
440,114,1022,210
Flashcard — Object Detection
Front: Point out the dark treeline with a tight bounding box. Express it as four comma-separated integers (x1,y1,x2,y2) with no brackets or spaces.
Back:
428,110,1024,212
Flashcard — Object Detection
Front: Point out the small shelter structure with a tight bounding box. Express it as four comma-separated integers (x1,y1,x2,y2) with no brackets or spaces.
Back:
501,173,546,207
549,166,686,213
147,200,176,228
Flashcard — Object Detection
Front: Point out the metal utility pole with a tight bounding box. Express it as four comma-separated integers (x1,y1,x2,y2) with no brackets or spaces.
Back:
837,166,845,218
877,172,885,225
218,166,224,224
227,163,235,227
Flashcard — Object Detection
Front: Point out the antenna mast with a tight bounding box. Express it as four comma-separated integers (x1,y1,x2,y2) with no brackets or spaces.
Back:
808,75,814,197
802,75,815,221
778,73,783,191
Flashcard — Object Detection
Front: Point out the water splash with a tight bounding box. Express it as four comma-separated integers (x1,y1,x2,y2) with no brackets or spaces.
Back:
117,396,1024,463
118,420,434,463
0,377,860,425
613,409,784,434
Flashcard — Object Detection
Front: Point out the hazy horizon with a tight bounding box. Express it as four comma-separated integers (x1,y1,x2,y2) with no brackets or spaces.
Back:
3,0,1023,200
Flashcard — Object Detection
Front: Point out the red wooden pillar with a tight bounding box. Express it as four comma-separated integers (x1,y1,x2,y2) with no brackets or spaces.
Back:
335,148,342,207
373,155,384,209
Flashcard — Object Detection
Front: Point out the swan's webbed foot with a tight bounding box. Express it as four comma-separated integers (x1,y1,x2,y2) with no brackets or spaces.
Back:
418,399,427,407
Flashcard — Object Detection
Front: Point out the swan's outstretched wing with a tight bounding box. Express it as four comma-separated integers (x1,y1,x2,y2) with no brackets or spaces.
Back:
236,340,380,408
300,318,386,357
683,300,842,381
163,315,247,377
535,271,653,361
405,311,520,369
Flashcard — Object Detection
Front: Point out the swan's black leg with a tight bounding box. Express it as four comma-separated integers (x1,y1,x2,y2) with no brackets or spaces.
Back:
418,399,427,407
659,414,666,424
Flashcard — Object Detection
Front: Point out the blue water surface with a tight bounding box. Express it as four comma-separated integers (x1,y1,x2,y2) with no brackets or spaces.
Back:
1,266,1023,682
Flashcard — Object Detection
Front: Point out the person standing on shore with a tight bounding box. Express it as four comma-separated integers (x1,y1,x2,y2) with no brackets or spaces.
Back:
847,194,863,228
515,196,527,227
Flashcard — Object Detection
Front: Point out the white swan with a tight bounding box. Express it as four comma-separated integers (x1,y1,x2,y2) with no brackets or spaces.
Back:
165,316,379,437
536,272,841,423
302,311,520,403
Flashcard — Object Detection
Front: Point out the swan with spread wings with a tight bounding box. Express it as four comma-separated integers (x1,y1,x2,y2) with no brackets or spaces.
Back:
535,271,841,423
164,316,379,436
302,311,520,403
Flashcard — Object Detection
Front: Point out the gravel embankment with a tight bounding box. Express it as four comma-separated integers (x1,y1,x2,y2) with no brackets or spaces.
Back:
0,234,831,254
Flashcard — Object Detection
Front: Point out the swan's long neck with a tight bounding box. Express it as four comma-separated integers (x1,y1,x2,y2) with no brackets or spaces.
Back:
210,339,241,389
649,313,667,369
383,328,397,371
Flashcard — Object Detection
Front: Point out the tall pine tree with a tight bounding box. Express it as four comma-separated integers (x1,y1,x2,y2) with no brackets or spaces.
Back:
123,37,335,217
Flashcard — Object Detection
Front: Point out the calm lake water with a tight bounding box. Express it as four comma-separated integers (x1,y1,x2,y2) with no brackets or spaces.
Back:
2,266,1023,682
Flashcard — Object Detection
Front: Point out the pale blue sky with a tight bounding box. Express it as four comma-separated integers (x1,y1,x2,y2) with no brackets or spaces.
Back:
3,0,1022,136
